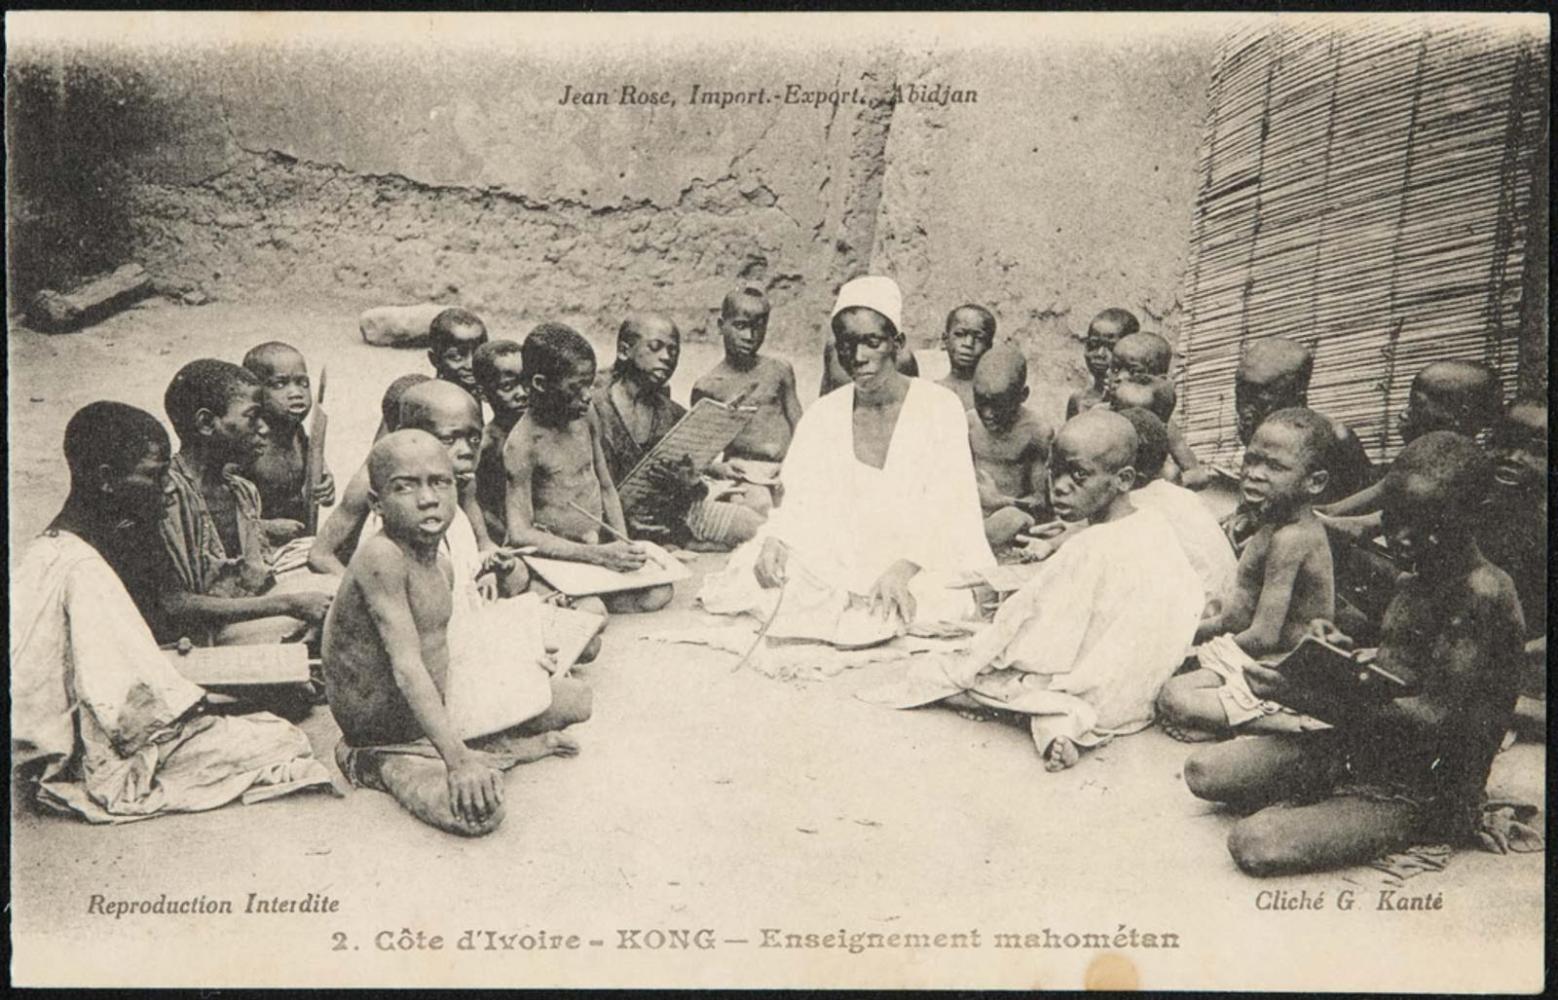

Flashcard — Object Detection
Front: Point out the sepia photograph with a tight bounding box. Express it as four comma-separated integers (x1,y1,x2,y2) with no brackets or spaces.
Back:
6,10,1548,991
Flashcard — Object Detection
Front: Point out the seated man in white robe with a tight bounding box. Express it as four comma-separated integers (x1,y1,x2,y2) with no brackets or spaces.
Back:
12,402,334,823
861,411,1204,771
701,275,996,639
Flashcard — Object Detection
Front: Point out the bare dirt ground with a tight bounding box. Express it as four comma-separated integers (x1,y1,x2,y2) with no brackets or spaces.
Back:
8,298,1545,990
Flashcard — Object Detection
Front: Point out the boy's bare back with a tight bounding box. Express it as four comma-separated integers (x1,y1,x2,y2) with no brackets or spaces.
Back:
968,406,1052,506
1222,514,1334,653
692,355,800,462
505,410,607,544
323,532,456,746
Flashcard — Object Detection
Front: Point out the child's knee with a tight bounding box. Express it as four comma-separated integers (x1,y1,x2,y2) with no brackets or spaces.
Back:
550,676,593,724
1157,674,1197,723
1181,748,1222,800
637,584,674,613
499,560,531,598
1227,815,1290,877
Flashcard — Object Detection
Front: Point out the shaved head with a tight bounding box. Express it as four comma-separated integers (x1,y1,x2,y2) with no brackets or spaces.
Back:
1413,361,1501,420
972,344,1027,397
1058,409,1139,473
1239,339,1314,389
1384,430,1490,526
368,429,452,492
1236,338,1315,445
398,379,482,433
1112,332,1172,376
241,341,304,376
1088,308,1140,340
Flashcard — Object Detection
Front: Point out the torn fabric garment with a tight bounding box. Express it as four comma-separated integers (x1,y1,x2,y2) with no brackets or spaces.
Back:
11,530,334,823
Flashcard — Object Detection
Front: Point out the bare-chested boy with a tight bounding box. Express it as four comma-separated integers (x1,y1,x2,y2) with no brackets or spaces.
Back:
968,346,1054,551
1183,431,1527,875
1105,331,1208,488
1157,408,1336,739
1223,339,1374,550
1109,374,1182,482
1066,307,1138,419
325,430,589,837
428,307,489,406
241,341,336,524
310,380,519,596
937,304,997,410
691,287,803,515
1476,396,1547,739
309,374,429,575
1316,360,1501,629
472,339,527,541
1319,359,1501,520
504,322,673,615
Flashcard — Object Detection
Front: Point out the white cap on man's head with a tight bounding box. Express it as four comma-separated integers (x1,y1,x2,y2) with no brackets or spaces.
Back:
831,276,902,334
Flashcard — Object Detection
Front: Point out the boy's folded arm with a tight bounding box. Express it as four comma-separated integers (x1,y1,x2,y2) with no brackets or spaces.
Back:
1316,479,1383,518
779,362,804,430
308,467,371,574
357,546,471,766
162,585,307,626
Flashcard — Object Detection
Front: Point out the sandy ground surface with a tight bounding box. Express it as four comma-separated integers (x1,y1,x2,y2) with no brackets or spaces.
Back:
8,298,1546,990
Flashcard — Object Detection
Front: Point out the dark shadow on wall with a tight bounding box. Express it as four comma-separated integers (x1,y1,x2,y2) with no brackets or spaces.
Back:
5,52,177,302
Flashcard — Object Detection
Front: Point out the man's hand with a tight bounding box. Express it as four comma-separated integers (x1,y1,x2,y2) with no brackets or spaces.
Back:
446,752,503,827
1181,467,1212,490
868,559,920,625
284,590,334,623
593,540,649,573
311,471,337,507
754,537,789,589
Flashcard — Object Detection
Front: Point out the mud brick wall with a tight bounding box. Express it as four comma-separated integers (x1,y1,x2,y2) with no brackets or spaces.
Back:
7,29,1216,411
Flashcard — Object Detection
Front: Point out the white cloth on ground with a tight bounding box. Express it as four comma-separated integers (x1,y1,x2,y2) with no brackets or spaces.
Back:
1132,478,1237,606
11,531,333,823
701,379,995,628
862,507,1203,752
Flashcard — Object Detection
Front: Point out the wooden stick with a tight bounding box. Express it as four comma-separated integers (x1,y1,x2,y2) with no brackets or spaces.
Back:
733,580,787,673
302,367,329,535
565,499,674,571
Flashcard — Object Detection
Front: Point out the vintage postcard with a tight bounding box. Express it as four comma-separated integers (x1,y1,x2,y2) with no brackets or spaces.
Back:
7,10,1547,991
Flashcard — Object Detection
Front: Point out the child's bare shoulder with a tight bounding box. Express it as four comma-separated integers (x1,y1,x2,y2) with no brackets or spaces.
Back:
348,533,410,584
758,354,796,380
1016,406,1054,443
1463,562,1522,615
1269,517,1329,558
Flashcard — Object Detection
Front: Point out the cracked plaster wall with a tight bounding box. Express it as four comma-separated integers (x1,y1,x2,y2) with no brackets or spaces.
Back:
9,36,1214,404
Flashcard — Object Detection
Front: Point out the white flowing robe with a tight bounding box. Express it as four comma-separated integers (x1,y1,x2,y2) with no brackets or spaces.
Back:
865,507,1204,751
11,531,334,823
1131,478,1238,607
701,379,996,626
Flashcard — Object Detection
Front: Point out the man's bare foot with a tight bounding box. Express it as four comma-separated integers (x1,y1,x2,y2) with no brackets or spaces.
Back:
1042,736,1080,772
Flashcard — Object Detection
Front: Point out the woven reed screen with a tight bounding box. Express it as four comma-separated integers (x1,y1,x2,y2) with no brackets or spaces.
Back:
1178,19,1547,468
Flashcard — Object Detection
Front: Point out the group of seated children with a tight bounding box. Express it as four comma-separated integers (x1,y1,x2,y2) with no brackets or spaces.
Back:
18,287,1544,875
